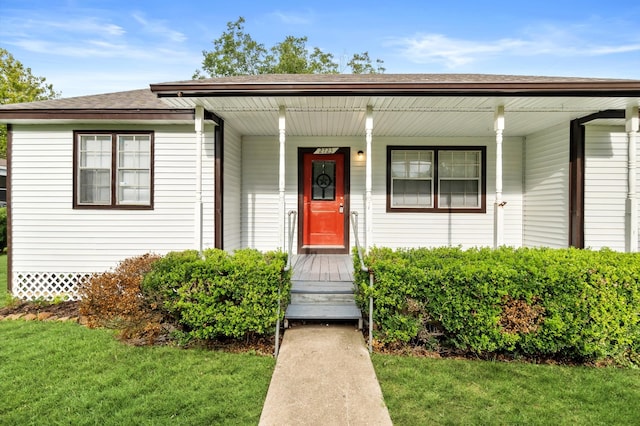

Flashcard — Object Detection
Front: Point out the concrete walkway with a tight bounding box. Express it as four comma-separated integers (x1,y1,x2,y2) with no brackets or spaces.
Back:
259,324,393,426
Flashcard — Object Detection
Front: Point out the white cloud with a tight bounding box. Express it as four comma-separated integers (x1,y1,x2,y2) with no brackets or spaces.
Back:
3,16,126,38
270,11,313,25
2,10,194,64
390,25,640,68
131,12,187,43
392,34,527,67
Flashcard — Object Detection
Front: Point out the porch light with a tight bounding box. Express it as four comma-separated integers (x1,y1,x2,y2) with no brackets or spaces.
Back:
357,150,364,160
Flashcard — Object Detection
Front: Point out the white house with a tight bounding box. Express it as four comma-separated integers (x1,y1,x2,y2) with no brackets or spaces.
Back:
1,74,639,299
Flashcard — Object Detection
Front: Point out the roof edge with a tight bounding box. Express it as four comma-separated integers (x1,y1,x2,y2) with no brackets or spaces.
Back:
0,109,195,121
150,80,640,98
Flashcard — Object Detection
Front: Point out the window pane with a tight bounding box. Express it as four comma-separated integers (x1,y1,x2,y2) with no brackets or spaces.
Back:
312,160,335,201
392,178,432,207
118,170,150,204
80,135,111,168
116,135,151,205
391,150,432,179
78,135,112,205
79,169,110,204
466,164,479,178
119,151,139,168
440,150,481,179
440,180,479,208
391,151,407,178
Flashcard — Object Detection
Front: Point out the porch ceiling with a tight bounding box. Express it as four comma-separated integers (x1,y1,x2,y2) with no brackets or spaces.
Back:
162,95,639,137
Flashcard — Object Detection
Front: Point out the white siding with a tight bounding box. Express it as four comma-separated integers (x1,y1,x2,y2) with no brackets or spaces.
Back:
583,125,628,251
242,136,280,250
223,125,242,250
241,135,522,252
10,123,215,297
523,123,569,248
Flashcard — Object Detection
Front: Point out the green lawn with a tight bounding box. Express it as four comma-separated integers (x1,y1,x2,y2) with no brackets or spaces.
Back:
0,320,275,425
3,253,640,425
374,354,640,425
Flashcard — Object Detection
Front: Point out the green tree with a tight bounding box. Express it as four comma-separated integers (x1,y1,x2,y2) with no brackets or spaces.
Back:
194,17,268,78
0,48,59,158
195,17,384,78
265,36,338,74
347,51,386,74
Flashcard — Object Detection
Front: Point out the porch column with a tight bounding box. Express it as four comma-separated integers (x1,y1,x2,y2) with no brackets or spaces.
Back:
493,105,505,248
626,106,639,252
278,106,286,249
195,105,205,255
365,106,373,249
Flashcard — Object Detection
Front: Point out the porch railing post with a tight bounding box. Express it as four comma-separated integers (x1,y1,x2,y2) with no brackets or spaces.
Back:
195,105,204,256
278,106,286,249
626,105,639,252
365,106,373,249
494,105,505,249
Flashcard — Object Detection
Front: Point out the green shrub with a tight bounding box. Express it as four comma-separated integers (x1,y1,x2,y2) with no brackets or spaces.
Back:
142,248,289,342
0,207,6,252
355,246,640,365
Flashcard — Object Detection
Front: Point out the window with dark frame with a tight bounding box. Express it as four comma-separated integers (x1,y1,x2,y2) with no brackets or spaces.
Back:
387,146,486,213
74,131,153,209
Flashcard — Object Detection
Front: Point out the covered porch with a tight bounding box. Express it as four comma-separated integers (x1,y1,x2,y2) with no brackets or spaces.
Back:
150,75,640,254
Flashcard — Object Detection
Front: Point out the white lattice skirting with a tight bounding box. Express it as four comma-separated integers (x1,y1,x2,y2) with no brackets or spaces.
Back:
13,272,92,300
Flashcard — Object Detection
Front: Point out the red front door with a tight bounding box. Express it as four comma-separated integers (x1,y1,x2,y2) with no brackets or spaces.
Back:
300,149,349,253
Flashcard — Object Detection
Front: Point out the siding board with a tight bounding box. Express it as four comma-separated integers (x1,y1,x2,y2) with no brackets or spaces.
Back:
523,123,569,247
223,125,242,250
583,125,628,251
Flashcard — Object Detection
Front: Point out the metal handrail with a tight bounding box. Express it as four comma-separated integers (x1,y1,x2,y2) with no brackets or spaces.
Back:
275,210,297,357
351,211,374,354
350,211,368,273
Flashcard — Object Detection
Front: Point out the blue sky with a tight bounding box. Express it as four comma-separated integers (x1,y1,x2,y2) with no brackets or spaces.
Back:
1,0,640,98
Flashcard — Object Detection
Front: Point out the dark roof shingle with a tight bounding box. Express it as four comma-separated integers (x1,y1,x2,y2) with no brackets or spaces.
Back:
0,88,170,110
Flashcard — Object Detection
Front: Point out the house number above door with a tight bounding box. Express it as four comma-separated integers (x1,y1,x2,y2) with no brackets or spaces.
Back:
314,147,339,154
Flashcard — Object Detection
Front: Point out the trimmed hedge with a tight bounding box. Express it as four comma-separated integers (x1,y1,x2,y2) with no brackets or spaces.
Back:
142,248,289,341
0,207,6,252
354,246,640,365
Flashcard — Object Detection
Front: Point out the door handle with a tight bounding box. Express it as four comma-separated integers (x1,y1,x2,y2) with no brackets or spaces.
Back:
339,203,344,213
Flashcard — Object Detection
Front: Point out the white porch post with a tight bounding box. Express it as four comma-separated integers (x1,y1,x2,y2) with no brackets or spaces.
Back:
493,105,505,249
278,106,286,249
365,106,373,249
626,105,639,252
195,105,205,254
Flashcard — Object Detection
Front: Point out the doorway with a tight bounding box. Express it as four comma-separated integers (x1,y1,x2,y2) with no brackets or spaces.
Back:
298,148,350,254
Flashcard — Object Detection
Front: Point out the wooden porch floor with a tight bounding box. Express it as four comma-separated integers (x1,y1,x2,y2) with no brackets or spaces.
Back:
290,254,355,282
